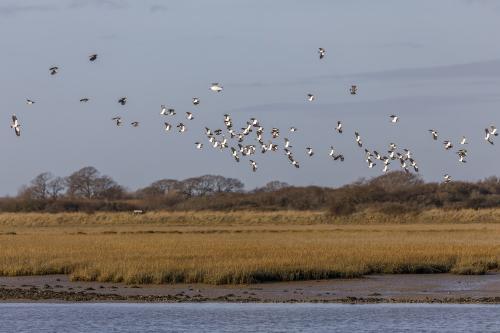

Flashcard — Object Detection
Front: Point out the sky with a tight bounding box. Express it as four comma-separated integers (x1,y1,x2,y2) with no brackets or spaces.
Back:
1,0,500,195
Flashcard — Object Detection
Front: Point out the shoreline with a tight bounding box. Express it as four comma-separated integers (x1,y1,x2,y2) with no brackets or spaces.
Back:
1,273,500,304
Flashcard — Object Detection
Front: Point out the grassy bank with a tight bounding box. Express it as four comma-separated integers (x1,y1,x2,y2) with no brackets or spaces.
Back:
1,208,500,228
0,210,499,284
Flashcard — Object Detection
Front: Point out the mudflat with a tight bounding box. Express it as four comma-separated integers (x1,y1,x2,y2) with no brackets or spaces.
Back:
1,274,500,303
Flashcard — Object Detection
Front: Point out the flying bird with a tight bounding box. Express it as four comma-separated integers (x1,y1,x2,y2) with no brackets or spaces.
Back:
195,142,203,150
89,54,98,62
290,127,298,132
186,112,194,120
456,149,467,163
306,147,314,157
485,126,498,145
403,149,412,160
177,123,186,133
354,131,363,147
192,97,200,105
443,140,453,150
118,97,127,105
329,147,344,161
210,83,223,92
318,47,326,59
131,121,139,127
231,147,240,162
334,154,345,162
10,115,20,137
284,138,292,149
366,158,376,168
364,149,373,159
429,129,438,140
307,93,315,102
160,105,176,116
79,98,89,103
112,116,122,126
409,158,419,172
398,159,408,171
350,85,357,95
26,99,35,105
49,66,59,75
335,121,343,134
488,125,497,136
485,128,495,145
460,136,468,145
220,137,228,149
250,160,258,172
164,122,172,132
390,115,399,123
444,174,452,183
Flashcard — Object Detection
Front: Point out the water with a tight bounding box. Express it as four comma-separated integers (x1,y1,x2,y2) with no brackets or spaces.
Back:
0,303,498,332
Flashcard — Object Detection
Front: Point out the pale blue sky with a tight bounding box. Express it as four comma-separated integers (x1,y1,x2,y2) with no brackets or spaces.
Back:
1,0,500,194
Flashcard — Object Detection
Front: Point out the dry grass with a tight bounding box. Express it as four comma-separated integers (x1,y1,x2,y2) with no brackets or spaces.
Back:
1,208,500,229
0,210,499,284
0,211,326,228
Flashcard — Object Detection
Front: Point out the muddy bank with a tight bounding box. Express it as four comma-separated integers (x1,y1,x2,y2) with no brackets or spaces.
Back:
1,274,500,303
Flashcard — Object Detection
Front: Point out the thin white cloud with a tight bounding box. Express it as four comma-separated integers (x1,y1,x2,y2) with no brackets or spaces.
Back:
67,0,127,10
461,0,500,10
378,42,424,49
150,4,167,13
353,59,500,80
0,4,57,17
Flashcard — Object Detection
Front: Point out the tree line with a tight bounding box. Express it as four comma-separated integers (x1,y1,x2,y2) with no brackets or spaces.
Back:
1,166,499,214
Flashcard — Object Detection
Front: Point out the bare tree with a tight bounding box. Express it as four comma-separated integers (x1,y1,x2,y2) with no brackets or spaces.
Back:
257,181,290,192
28,172,53,200
178,177,201,197
66,166,124,199
17,185,33,200
136,179,179,198
151,179,179,194
479,176,500,195
47,176,66,199
136,179,180,198
93,175,124,199
212,175,244,193
178,175,244,197
367,171,423,192
66,166,98,199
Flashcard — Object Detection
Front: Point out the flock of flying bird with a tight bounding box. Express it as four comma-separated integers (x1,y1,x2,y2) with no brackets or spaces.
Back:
9,49,499,183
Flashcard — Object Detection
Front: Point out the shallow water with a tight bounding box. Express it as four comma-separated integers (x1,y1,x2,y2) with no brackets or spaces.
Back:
0,303,498,332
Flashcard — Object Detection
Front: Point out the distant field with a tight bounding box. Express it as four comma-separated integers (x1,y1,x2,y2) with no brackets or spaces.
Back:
0,210,499,284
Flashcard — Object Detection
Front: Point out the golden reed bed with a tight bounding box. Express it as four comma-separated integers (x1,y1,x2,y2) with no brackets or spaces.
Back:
0,210,499,284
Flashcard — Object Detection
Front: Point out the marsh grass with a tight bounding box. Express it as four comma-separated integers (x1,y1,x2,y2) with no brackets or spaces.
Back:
0,211,499,284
